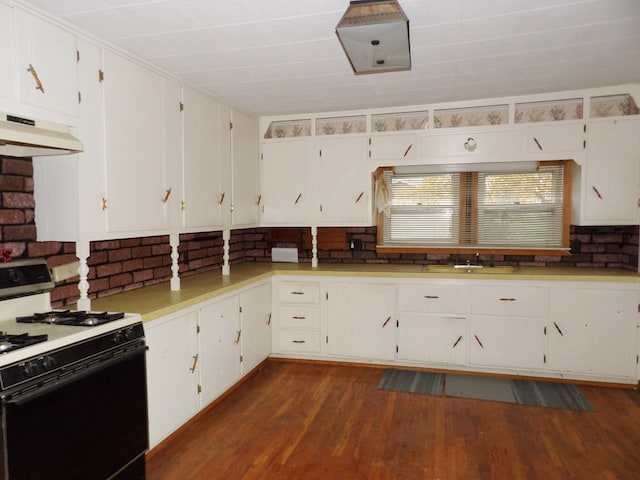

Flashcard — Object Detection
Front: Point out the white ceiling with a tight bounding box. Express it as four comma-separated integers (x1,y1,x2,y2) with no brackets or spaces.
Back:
20,0,640,117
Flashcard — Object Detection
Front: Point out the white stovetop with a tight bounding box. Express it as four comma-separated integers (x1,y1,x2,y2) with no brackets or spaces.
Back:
0,292,142,368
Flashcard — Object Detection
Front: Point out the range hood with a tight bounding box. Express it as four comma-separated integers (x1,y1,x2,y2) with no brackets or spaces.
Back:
0,112,83,157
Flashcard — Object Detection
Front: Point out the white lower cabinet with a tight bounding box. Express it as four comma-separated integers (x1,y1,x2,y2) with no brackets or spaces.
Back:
326,281,396,360
240,282,273,375
468,315,546,370
146,280,272,450
548,286,638,381
467,284,547,370
198,296,242,407
272,275,638,384
397,283,469,365
145,309,199,449
274,279,322,353
398,313,467,365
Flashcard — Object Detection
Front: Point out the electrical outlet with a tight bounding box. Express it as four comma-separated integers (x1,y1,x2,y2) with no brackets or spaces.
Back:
52,261,80,282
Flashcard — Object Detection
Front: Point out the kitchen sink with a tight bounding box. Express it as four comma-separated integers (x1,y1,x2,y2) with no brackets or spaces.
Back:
422,265,519,274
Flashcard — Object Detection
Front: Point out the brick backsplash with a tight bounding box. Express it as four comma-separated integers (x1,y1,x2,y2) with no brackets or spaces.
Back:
1,156,638,308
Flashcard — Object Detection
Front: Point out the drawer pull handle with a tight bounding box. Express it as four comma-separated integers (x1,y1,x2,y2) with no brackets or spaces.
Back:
553,322,564,336
256,194,262,205
219,192,226,205
27,64,45,93
235,330,241,345
291,291,305,295
533,137,543,151
267,313,272,326
355,191,364,203
382,316,391,328
162,188,172,203
404,144,413,157
292,340,306,344
292,316,306,320
592,185,603,199
499,297,516,301
294,193,302,205
424,295,440,299
189,354,199,373
474,335,484,348
452,335,463,348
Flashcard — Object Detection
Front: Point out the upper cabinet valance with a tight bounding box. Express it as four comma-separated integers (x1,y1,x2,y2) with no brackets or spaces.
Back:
263,90,639,139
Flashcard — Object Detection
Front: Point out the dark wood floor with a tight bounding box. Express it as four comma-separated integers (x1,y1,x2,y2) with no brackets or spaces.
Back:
146,360,640,480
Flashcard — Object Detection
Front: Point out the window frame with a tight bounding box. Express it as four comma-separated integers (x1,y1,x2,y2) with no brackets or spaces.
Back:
375,160,573,256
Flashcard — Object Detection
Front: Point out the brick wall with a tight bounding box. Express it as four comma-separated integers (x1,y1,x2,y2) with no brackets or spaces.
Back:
1,156,638,308
245,226,639,269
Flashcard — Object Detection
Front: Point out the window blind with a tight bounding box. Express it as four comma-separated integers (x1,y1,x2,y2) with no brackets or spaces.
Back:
380,163,567,250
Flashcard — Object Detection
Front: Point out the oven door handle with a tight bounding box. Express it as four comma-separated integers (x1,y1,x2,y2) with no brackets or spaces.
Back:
4,343,147,407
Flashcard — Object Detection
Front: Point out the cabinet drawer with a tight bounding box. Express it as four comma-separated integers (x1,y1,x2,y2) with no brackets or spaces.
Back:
280,305,320,329
398,284,470,314
278,281,321,304
472,285,546,317
278,329,321,353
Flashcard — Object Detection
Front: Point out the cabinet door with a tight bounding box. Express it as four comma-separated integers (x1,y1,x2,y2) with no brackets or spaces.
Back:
102,50,180,233
261,139,309,224
397,313,466,365
182,86,230,229
417,131,526,163
240,282,272,375
198,296,241,406
231,108,260,227
581,118,640,225
468,315,546,370
370,134,417,161
16,9,79,117
548,287,638,380
145,311,199,449
0,3,16,103
527,123,584,155
318,136,371,225
327,282,396,360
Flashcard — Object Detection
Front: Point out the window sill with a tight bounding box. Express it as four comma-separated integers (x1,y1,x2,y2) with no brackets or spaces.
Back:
376,246,572,256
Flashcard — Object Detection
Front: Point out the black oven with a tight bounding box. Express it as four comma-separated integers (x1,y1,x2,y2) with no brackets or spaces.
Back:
0,323,149,480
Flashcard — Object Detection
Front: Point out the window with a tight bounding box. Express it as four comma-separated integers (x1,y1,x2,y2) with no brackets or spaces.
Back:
377,161,571,254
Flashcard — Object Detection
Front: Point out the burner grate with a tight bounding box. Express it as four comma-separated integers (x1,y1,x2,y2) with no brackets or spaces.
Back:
0,332,48,353
16,311,125,326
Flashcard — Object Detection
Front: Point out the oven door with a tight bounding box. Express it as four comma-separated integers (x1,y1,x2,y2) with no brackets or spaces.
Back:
0,346,148,480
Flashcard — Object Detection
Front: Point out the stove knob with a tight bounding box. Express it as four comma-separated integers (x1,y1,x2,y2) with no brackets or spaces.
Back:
42,356,58,371
112,331,125,344
124,328,135,341
22,362,38,378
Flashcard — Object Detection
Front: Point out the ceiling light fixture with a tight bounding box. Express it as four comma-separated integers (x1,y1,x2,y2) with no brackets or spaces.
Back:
335,0,411,75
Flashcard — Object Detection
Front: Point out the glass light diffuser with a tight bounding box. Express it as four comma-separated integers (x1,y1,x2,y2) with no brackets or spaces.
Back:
336,0,411,75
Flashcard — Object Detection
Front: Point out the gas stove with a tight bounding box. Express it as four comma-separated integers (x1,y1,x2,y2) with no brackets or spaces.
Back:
0,259,148,480
0,258,143,367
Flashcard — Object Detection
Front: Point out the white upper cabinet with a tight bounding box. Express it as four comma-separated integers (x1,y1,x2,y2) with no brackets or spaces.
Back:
417,130,527,164
181,86,230,230
317,136,371,225
526,123,585,156
33,36,104,242
102,49,181,234
261,139,311,225
574,117,640,225
369,134,418,162
15,8,79,118
0,3,16,104
230,108,260,227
